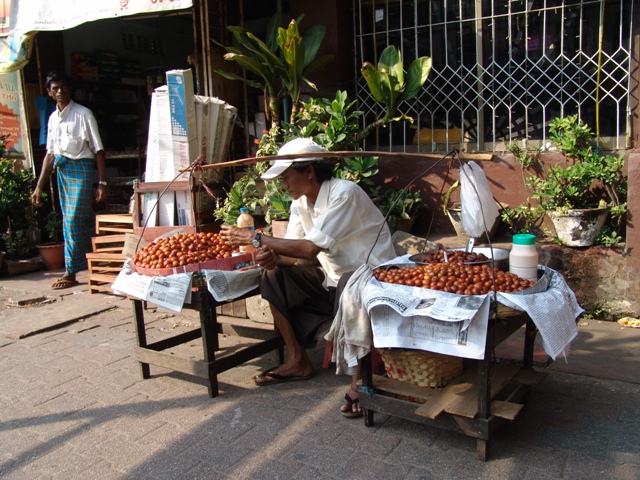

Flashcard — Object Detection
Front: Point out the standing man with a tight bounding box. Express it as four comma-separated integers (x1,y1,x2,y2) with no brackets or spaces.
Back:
31,71,108,290
221,138,396,417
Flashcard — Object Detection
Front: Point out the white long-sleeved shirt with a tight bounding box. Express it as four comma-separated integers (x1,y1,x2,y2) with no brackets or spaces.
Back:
46,100,104,159
285,178,396,287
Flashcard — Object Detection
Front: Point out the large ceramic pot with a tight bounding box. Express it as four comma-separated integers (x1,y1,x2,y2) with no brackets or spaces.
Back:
389,216,416,234
446,203,500,243
548,206,610,247
37,242,65,270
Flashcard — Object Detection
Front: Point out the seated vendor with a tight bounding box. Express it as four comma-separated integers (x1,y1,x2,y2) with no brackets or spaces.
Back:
221,137,396,417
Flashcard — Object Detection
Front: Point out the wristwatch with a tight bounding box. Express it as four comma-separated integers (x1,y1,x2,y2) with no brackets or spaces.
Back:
98,180,108,187
251,232,262,249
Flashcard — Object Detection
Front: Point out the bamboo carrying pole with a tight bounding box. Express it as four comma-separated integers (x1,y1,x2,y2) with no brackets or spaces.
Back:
182,150,494,172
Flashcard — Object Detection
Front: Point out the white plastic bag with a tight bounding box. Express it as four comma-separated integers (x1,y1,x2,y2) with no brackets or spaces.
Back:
459,161,500,238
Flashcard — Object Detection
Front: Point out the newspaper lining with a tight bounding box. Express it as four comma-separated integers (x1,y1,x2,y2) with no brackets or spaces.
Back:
111,259,262,311
364,256,581,361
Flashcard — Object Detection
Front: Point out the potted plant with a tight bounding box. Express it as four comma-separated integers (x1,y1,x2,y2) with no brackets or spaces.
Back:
214,14,335,126
36,208,65,270
0,136,43,273
213,168,263,226
378,187,424,233
523,115,627,246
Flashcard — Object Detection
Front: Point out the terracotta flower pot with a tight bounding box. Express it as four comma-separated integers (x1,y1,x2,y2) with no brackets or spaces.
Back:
37,242,65,270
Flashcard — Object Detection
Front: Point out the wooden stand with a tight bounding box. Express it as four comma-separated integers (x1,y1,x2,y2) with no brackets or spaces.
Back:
359,308,545,461
132,287,284,398
132,180,219,241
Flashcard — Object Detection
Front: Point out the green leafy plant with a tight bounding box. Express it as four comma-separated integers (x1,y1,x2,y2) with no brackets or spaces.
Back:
500,204,545,234
1,227,31,257
358,45,432,140
528,115,626,211
43,209,63,244
213,169,262,225
214,15,334,126
507,115,627,243
245,90,383,221
333,156,380,197
0,135,38,256
293,90,363,151
378,188,424,229
263,180,292,223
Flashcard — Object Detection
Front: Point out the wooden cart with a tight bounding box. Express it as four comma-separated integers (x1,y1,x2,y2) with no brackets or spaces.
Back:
132,286,284,398
359,306,546,461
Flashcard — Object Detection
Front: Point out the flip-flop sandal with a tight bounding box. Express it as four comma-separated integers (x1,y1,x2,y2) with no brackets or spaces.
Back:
51,278,79,290
341,392,363,418
254,370,314,386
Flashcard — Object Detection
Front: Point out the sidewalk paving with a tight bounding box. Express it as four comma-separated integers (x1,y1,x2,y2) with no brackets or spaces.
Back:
1,267,640,479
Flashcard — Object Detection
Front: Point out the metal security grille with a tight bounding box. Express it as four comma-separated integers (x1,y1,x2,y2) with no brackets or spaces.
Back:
354,0,633,153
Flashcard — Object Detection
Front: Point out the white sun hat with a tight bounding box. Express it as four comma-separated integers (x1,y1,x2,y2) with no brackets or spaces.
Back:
261,138,328,180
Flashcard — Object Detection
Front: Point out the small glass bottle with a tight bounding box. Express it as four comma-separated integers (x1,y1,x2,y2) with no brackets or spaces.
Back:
237,207,256,252
509,233,539,281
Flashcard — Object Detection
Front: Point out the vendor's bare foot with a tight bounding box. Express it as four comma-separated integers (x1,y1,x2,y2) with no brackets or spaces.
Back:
341,388,363,418
254,362,315,386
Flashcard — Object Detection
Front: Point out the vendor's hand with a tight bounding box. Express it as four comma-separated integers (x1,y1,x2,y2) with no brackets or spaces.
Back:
256,244,278,270
31,188,43,207
220,224,253,246
95,185,107,203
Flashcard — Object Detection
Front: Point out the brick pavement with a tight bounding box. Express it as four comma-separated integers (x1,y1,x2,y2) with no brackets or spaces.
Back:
1,271,640,479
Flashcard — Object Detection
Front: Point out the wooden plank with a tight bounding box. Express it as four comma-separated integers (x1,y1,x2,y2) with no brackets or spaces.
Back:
86,252,125,261
414,368,477,419
91,234,126,253
134,346,210,378
444,364,521,418
366,374,437,404
88,273,118,285
490,400,524,420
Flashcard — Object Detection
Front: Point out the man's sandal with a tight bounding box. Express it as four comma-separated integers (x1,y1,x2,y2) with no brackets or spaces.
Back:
341,392,363,418
51,278,79,290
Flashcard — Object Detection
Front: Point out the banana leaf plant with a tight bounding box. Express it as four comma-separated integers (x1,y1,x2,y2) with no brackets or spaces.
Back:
358,45,432,141
214,14,334,127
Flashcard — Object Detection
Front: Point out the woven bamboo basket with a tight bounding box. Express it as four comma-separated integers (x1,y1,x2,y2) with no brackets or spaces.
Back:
379,348,463,388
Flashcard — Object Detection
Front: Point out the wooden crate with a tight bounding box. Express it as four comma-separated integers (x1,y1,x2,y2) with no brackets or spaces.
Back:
87,252,126,294
95,214,134,235
87,234,127,295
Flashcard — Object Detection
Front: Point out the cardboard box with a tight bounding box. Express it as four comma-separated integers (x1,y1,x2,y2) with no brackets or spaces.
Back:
166,69,198,180
145,86,173,182
175,189,216,227
166,69,196,139
122,233,149,258
194,95,226,182
175,189,194,226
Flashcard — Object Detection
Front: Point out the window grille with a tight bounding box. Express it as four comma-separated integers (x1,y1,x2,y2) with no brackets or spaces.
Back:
354,0,633,152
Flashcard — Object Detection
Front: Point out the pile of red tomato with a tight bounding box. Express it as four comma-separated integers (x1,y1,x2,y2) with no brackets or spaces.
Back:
373,263,536,295
132,232,239,270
